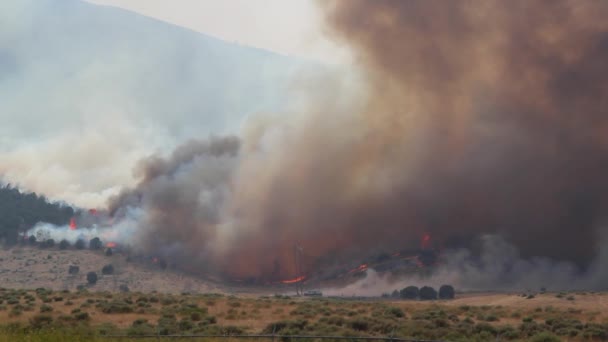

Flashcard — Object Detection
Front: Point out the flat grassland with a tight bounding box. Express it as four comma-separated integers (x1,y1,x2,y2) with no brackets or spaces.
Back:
0,288,606,342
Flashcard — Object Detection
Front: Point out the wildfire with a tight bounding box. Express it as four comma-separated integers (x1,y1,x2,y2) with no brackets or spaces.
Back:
348,263,368,274
421,233,431,249
69,218,77,230
106,242,117,248
89,208,98,215
281,275,306,284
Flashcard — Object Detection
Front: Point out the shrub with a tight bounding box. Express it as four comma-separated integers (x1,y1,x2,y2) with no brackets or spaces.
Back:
40,304,53,313
419,286,438,300
29,314,53,329
102,264,114,275
89,237,102,250
119,284,130,292
28,235,37,245
75,239,85,250
9,306,22,317
105,248,113,256
68,265,79,275
349,318,369,331
100,300,134,314
439,285,455,299
179,319,194,331
387,307,405,318
157,314,178,335
529,332,561,342
74,311,90,321
127,319,155,336
263,320,308,334
59,239,70,250
400,286,420,299
45,239,55,248
87,271,98,285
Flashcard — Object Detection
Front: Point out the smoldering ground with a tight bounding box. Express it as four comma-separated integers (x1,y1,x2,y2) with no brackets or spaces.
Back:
37,1,608,290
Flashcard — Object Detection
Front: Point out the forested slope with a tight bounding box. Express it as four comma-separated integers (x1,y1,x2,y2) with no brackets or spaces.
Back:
0,185,74,244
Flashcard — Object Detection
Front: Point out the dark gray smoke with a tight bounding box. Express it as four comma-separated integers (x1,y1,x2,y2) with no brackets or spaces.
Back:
108,136,240,275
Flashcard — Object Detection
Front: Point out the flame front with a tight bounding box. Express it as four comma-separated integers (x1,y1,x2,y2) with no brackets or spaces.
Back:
280,275,306,284
106,242,116,248
348,263,368,274
69,218,77,230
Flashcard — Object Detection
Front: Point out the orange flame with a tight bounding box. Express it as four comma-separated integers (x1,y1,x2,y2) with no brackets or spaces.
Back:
421,233,431,249
281,275,306,284
106,242,117,248
69,218,77,230
348,263,368,274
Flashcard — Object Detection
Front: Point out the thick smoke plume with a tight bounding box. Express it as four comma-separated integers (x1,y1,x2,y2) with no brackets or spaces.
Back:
102,1,608,289
319,0,608,266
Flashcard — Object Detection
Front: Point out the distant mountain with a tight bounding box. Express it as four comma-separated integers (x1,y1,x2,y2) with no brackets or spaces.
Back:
0,0,306,143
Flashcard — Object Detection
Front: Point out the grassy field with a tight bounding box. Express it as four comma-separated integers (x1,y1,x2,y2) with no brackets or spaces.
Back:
0,288,607,341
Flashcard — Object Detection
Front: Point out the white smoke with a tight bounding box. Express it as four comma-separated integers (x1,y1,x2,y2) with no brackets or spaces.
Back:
26,207,142,246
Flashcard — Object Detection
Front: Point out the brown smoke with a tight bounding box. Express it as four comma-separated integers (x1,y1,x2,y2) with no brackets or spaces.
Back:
317,0,608,266
110,1,608,281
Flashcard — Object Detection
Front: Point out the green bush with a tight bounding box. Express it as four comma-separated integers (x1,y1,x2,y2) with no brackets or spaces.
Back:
73,312,90,321
529,332,561,342
99,300,134,314
59,239,70,250
89,237,102,250
419,286,438,300
40,304,53,313
101,264,114,275
438,285,455,299
387,306,405,318
349,318,369,331
29,314,54,329
86,272,98,285
400,286,419,299
75,239,85,250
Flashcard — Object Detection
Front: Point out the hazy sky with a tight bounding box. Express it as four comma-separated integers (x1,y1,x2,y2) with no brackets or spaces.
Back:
85,0,349,63
1,0,337,207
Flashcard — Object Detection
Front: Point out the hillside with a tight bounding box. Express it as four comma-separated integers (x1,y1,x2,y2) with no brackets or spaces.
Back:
0,246,221,294
0,186,74,244
0,0,304,140
0,0,318,206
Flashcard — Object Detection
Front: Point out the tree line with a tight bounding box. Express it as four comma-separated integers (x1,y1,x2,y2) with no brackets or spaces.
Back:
0,184,74,244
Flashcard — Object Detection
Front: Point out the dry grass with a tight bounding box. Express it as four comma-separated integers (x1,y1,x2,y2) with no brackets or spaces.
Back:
1,246,608,340
0,246,222,293
0,288,606,340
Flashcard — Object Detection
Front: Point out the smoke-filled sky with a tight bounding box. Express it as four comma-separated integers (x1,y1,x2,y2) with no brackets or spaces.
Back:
7,0,608,289
0,0,331,207
85,0,350,64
